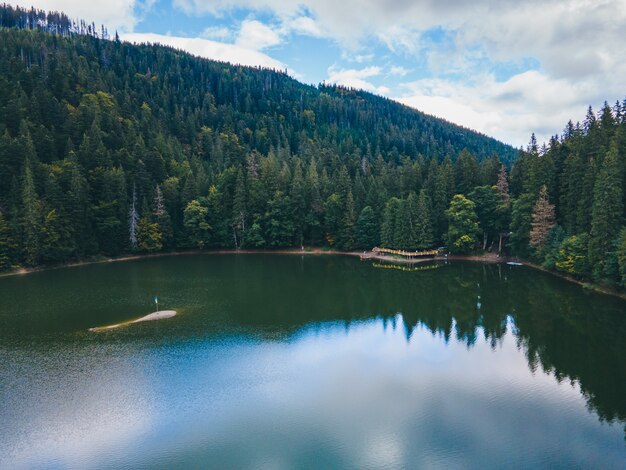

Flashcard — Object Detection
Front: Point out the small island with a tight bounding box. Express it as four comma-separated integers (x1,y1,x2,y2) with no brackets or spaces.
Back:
89,310,177,332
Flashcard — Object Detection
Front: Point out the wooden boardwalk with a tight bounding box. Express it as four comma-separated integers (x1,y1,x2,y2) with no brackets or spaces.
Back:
372,247,440,258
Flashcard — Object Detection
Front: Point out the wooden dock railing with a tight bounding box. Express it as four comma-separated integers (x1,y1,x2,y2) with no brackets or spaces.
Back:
372,247,440,257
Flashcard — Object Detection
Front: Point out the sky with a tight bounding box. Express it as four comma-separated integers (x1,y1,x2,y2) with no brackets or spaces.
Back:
11,0,626,147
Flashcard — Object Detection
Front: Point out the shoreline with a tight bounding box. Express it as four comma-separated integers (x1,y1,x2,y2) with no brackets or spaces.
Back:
1,248,625,301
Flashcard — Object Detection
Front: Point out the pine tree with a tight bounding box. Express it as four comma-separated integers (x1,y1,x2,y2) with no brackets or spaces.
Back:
470,185,500,250
153,184,172,249
338,191,356,250
356,206,378,249
529,185,556,249
560,152,583,233
394,199,411,249
617,228,626,288
128,184,139,250
154,184,165,218
413,189,434,249
21,160,41,266
496,165,510,206
455,149,479,195
381,198,400,247
588,143,623,280
576,157,596,233
0,211,13,270
290,161,305,247
232,168,246,248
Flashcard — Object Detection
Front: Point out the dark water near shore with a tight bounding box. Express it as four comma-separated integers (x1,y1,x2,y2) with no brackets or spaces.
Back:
0,254,624,469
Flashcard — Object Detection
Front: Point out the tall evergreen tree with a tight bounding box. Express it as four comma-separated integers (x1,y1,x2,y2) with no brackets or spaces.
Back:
232,168,247,248
128,184,139,250
588,143,623,280
338,191,356,250
413,189,434,249
21,160,41,266
0,212,13,270
356,206,379,249
496,165,510,206
529,185,556,249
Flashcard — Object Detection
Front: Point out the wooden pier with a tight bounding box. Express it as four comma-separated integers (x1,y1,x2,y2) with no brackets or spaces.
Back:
371,247,440,258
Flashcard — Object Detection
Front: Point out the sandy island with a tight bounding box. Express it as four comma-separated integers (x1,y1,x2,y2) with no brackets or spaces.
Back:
89,310,177,332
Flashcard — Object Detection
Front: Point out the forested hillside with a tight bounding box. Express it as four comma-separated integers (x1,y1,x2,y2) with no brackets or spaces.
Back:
0,5,625,290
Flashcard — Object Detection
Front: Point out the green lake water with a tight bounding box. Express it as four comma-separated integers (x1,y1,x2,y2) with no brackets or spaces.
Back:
0,254,624,469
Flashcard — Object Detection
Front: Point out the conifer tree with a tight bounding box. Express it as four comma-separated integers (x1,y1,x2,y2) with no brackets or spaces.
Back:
356,206,378,249
560,152,583,233
0,212,13,270
394,200,411,249
339,191,356,250
617,228,626,288
290,161,305,247
413,189,434,249
21,160,41,266
128,184,139,250
153,184,172,249
381,198,400,247
588,143,623,279
576,157,596,233
496,165,510,206
470,185,501,250
232,168,247,248
529,185,556,249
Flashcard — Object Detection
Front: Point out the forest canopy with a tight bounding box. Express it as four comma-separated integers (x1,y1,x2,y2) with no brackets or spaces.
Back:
0,4,625,290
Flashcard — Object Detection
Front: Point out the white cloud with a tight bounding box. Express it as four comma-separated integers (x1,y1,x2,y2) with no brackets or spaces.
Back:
235,19,282,50
397,70,600,146
389,66,409,77
25,1,626,146
171,0,626,145
340,51,375,64
327,66,390,95
120,32,289,71
200,25,233,41
288,16,325,38
12,0,155,33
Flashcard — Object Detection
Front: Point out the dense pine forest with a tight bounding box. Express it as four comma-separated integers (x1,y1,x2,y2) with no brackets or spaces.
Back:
0,5,625,290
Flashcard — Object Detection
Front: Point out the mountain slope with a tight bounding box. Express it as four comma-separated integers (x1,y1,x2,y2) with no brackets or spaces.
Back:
0,5,515,267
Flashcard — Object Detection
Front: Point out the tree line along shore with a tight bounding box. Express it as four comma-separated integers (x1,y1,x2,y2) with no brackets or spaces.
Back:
0,5,625,291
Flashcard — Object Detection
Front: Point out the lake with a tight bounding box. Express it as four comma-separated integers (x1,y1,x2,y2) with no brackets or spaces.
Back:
0,254,624,469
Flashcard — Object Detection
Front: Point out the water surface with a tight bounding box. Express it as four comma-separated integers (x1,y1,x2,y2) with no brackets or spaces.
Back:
1,255,624,468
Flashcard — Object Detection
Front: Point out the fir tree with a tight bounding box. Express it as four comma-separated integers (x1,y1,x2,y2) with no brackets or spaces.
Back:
21,160,41,266
128,184,139,250
617,228,626,288
381,198,400,248
588,143,623,280
496,165,510,206
529,185,556,249
338,191,356,250
0,212,13,270
413,189,434,249
232,168,247,248
356,206,379,249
